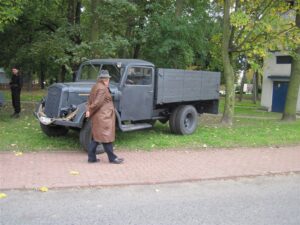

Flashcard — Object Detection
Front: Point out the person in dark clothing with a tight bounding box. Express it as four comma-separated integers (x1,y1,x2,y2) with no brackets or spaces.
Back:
9,67,23,118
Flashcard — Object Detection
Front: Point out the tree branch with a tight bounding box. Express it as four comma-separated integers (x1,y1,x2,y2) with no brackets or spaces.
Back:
230,25,297,54
233,0,277,51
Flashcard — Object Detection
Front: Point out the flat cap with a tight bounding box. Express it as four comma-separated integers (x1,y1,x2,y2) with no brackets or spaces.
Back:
98,70,111,79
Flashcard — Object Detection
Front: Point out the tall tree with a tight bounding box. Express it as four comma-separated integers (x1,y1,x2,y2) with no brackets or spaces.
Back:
282,5,300,121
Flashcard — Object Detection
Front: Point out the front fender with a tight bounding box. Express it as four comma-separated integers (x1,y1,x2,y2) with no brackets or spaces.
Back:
72,102,87,128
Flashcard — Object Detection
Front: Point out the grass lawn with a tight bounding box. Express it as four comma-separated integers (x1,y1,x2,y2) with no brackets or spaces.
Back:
2,89,46,102
0,90,299,152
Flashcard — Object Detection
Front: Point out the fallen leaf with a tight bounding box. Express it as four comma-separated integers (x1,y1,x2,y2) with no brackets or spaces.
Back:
69,170,80,175
0,193,7,199
15,152,23,156
39,186,49,192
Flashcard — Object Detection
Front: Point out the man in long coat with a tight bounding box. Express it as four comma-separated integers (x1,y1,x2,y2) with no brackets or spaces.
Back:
86,70,123,164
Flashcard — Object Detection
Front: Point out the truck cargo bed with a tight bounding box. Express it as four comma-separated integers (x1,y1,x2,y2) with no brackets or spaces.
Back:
155,69,220,104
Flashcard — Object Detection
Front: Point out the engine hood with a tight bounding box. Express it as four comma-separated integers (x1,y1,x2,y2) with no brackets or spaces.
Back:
48,82,119,95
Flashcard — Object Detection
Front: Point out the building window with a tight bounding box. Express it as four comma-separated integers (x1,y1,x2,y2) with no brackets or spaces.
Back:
276,56,292,64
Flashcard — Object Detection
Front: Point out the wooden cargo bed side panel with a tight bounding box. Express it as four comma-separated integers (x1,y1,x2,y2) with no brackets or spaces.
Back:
156,69,185,104
183,70,202,101
156,69,220,104
200,71,220,100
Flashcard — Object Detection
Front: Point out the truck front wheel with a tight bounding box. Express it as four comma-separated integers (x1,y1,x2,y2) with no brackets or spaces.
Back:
40,123,69,137
173,105,198,135
79,120,105,154
169,105,185,134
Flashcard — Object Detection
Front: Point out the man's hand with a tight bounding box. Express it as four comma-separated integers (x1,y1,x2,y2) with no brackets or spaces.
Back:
86,111,90,118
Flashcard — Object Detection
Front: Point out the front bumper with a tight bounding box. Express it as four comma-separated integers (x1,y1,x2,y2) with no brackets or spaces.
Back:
34,103,80,127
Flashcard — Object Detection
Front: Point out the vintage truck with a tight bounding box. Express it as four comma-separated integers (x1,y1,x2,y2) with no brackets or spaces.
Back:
35,59,220,152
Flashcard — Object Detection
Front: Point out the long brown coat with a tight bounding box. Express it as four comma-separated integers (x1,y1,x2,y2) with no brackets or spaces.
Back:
86,80,115,143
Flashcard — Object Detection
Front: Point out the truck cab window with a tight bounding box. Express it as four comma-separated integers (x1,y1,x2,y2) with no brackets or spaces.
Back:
79,64,121,83
126,67,152,85
101,64,121,83
80,64,101,80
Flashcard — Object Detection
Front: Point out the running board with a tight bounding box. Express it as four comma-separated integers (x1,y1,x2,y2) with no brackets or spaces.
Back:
120,123,153,132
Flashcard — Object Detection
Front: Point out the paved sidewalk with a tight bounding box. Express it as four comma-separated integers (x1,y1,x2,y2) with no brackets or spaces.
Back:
0,146,300,190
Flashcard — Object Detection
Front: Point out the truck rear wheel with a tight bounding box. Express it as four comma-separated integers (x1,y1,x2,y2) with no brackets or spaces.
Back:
40,123,69,137
79,120,105,154
174,105,198,135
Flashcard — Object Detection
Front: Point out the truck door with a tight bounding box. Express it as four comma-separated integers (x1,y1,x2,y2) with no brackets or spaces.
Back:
120,66,154,121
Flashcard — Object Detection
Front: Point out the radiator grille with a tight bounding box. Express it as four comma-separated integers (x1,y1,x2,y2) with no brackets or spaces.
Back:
44,86,62,117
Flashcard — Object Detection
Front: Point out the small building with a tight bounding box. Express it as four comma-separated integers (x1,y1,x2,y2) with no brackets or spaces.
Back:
261,52,300,113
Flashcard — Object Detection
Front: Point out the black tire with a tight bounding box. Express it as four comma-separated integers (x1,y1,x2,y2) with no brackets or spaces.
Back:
175,105,198,135
169,106,185,134
79,120,105,154
40,123,69,137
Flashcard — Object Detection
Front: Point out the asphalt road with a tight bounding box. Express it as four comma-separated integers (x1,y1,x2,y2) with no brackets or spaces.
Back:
1,174,300,225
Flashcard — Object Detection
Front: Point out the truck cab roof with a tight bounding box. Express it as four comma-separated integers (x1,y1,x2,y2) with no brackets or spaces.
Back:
83,59,155,67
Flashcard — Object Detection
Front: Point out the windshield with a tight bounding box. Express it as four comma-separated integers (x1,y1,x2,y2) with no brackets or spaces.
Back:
79,63,122,83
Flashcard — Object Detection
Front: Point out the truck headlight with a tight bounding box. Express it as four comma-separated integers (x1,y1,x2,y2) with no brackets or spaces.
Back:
60,105,77,117
40,116,53,125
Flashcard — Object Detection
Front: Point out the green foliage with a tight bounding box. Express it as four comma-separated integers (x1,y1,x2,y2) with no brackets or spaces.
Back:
0,0,222,85
0,0,28,31
230,9,250,27
140,0,220,69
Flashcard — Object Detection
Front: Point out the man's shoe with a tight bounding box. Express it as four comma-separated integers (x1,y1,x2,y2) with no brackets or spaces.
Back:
88,159,100,163
110,158,124,164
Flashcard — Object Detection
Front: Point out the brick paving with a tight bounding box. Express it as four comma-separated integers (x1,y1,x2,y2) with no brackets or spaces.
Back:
0,146,300,190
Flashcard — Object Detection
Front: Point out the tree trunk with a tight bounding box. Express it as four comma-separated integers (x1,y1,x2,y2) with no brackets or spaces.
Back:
60,65,66,83
252,71,258,104
40,63,45,89
221,0,235,125
90,0,100,42
282,10,300,121
26,70,33,91
67,0,76,25
75,0,81,24
72,64,79,81
133,43,141,59
282,46,300,121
